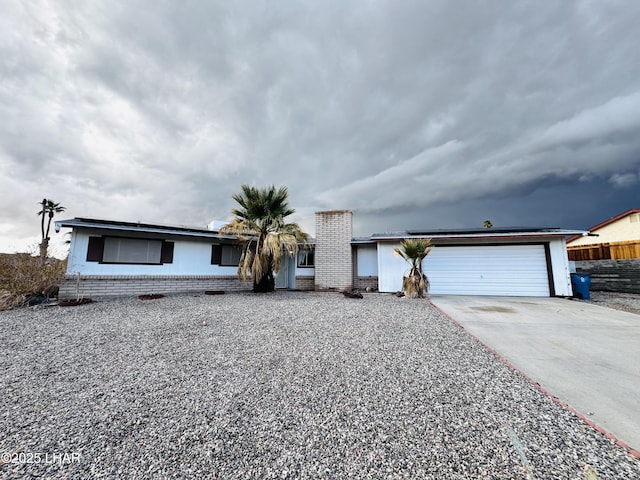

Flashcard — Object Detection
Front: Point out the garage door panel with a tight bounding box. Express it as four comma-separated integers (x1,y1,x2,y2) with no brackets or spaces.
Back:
423,244,550,296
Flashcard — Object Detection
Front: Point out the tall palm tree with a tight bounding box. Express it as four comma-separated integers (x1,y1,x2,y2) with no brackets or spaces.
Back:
37,198,66,258
220,185,308,293
394,238,432,298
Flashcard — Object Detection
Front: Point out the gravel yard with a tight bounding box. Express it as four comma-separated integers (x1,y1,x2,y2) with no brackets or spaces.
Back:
588,291,640,315
1,292,639,479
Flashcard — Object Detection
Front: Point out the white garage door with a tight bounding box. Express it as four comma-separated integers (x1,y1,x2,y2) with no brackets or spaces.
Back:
424,244,550,296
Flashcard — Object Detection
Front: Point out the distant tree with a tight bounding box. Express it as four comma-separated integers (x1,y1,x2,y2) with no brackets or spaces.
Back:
395,238,432,298
220,185,308,293
483,219,493,229
38,199,66,258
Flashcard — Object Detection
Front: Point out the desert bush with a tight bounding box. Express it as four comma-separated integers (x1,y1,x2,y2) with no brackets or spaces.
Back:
0,253,67,310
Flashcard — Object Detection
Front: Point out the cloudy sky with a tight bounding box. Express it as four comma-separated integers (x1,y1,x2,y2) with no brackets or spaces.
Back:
2,1,639,255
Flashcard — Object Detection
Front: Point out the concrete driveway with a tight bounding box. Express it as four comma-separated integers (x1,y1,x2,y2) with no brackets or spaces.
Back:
430,295,640,454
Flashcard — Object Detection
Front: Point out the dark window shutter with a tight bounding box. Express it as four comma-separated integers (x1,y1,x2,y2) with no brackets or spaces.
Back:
86,236,104,262
161,241,174,264
211,244,222,265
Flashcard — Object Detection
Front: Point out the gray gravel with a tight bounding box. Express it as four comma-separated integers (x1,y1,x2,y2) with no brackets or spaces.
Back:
1,291,639,479
588,291,640,315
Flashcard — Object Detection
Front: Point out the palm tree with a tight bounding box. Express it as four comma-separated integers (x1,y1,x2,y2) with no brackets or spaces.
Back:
220,185,308,293
483,219,493,229
37,199,66,258
394,238,432,298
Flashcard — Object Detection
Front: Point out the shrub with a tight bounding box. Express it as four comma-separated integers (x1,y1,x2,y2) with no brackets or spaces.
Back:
0,253,67,310
394,238,432,299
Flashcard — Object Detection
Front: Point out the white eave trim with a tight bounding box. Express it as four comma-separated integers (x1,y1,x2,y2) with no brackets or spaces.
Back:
372,230,588,241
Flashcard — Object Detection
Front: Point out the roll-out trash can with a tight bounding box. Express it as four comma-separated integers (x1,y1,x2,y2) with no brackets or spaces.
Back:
570,273,591,300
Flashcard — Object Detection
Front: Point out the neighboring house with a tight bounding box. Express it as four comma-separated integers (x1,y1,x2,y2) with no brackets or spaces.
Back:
567,209,640,260
56,211,585,299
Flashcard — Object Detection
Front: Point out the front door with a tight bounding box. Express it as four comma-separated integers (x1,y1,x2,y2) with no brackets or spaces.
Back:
275,255,289,289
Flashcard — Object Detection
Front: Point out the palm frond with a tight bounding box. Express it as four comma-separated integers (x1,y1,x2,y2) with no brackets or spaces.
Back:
281,222,309,242
262,232,299,273
394,247,409,262
219,219,257,240
237,246,254,281
251,252,269,283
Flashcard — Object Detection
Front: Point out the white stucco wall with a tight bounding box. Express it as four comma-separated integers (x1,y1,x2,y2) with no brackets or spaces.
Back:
66,230,238,276
568,213,640,246
67,229,317,280
548,237,572,296
377,243,408,293
356,244,378,276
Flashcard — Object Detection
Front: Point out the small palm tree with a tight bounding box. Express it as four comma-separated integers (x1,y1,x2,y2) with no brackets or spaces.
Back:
220,185,308,293
395,238,432,298
37,199,66,258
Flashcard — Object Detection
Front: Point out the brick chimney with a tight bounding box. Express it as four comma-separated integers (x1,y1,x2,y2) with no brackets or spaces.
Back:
315,210,353,290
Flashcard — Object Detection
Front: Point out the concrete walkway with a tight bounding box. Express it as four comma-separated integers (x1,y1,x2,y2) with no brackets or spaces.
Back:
430,295,640,454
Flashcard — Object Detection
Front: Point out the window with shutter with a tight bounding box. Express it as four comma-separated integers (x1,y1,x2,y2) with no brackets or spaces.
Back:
211,244,222,265
211,244,242,265
161,241,174,263
86,236,105,262
221,245,242,266
102,237,162,264
87,236,174,264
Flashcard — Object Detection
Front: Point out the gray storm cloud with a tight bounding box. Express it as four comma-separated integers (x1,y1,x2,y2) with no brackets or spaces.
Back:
1,0,639,252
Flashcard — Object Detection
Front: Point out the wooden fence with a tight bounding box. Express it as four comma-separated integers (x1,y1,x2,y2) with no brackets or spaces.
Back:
567,240,640,261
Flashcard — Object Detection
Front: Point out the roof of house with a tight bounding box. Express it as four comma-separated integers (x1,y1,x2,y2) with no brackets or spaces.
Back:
55,217,238,240
369,226,588,242
351,236,376,244
55,217,316,244
57,217,588,246
566,208,640,243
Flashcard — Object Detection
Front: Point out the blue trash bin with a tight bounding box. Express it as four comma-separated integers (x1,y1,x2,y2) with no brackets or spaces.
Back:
570,273,591,300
